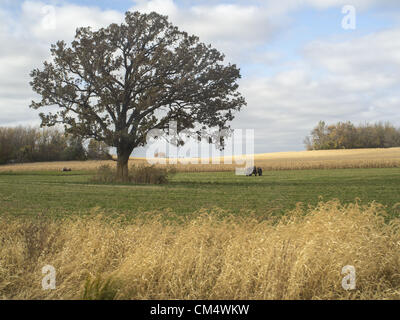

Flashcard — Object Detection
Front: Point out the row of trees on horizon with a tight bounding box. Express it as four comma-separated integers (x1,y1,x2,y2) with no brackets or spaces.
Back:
305,121,400,150
2,121,399,165
0,126,112,165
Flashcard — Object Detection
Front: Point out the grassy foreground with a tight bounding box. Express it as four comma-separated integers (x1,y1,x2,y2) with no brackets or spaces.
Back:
1,151,400,299
1,200,400,299
0,168,400,218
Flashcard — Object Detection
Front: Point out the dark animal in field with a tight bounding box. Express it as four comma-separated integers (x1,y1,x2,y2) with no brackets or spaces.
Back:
246,166,262,176
61,168,72,172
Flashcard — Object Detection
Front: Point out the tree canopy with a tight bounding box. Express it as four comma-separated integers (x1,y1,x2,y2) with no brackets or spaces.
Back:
30,11,246,180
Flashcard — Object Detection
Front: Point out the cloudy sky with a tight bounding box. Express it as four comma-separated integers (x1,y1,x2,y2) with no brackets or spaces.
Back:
1,0,400,154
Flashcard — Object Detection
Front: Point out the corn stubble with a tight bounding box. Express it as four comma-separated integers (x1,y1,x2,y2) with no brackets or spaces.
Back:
1,148,400,172
1,200,400,300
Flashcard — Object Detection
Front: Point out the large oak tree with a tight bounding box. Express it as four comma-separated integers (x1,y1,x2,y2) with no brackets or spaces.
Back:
30,11,246,180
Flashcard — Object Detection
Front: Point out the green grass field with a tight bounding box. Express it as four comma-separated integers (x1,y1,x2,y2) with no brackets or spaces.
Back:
2,167,400,299
1,167,399,219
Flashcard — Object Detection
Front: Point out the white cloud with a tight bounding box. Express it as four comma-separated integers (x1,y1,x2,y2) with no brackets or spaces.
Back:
131,0,281,60
20,1,124,43
0,1,124,125
231,27,400,151
132,0,177,16
304,29,400,73
239,0,399,13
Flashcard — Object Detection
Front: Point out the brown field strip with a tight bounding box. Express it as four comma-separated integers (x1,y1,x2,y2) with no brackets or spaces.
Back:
1,148,400,172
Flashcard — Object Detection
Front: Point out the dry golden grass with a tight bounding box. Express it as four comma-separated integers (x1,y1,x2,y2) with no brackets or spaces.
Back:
1,148,400,172
1,200,400,300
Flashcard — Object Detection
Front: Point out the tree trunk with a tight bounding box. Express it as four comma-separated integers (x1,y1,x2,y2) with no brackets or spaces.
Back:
116,148,132,182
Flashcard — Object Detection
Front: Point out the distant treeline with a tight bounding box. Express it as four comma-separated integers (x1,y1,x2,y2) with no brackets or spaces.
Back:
305,121,400,150
0,126,112,165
